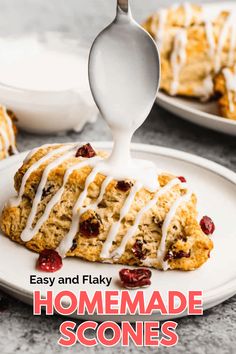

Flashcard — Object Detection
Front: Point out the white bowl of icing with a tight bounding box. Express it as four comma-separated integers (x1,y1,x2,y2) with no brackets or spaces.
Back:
0,33,98,134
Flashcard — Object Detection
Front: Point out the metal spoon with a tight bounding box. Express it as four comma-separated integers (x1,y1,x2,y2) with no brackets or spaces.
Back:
88,0,160,162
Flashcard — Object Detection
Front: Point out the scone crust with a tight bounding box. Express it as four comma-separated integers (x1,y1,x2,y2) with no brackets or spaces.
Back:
0,106,17,159
214,67,236,120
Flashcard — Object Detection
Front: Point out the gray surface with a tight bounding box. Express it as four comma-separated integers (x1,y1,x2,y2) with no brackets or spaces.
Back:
0,1,236,354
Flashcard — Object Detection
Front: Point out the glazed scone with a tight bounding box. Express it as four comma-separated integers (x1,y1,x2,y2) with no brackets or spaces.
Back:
0,143,213,271
143,3,236,101
0,105,18,159
214,65,236,120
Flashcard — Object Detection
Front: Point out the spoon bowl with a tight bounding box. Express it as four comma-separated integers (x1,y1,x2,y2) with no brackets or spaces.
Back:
88,0,160,133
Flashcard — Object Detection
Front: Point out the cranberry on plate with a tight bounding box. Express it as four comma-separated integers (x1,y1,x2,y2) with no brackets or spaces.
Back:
119,268,152,289
37,249,63,272
178,176,187,183
200,216,215,235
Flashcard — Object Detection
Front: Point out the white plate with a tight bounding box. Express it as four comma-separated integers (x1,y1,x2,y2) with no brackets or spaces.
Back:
156,92,236,136
0,142,236,322
156,1,236,136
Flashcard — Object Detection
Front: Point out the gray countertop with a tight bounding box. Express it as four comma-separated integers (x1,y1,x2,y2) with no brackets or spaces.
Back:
0,1,236,353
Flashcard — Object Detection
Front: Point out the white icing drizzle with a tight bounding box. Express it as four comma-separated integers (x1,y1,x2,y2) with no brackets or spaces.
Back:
170,29,187,95
222,67,236,112
78,175,112,217
23,143,67,164
57,163,102,257
22,156,101,243
97,177,113,204
110,178,182,260
201,7,236,95
100,181,142,259
194,75,214,101
228,24,236,66
157,191,192,271
202,10,236,98
205,19,215,58
214,12,235,73
9,144,75,207
0,106,18,157
96,156,159,193
183,2,192,27
20,147,79,242
150,14,158,36
170,4,179,12
0,126,10,157
141,257,156,267
2,107,18,154
155,9,167,50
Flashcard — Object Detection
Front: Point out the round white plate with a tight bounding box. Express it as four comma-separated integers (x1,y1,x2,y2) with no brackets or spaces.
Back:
156,1,236,136
156,92,236,136
0,142,236,321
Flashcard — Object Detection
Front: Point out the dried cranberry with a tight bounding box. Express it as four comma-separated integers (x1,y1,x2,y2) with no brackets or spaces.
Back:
76,143,96,158
180,234,188,242
119,268,152,289
200,216,215,235
37,249,63,272
8,146,14,156
154,219,163,228
7,109,18,122
42,185,53,197
70,239,77,252
164,250,191,261
178,176,187,183
132,240,146,260
80,216,100,238
116,180,133,192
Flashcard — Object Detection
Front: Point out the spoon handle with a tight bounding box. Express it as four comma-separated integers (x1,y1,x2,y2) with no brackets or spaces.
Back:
117,0,129,13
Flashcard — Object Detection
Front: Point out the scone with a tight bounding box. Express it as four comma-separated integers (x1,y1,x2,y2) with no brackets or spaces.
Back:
0,105,18,159
0,143,213,271
214,65,236,120
143,3,236,101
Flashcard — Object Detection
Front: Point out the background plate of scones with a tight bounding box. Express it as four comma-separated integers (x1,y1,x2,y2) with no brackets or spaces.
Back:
143,2,236,135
